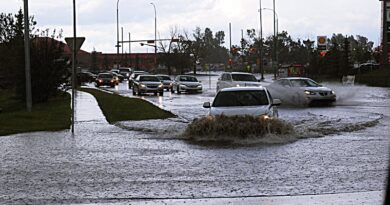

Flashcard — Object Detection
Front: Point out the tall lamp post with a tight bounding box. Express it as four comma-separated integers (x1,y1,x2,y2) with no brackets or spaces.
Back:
150,2,157,68
116,0,120,69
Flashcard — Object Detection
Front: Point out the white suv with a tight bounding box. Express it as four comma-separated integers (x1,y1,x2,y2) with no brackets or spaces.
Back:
216,72,261,91
203,87,281,117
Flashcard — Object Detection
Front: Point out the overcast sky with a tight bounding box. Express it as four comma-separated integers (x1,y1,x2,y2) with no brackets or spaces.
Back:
1,0,381,53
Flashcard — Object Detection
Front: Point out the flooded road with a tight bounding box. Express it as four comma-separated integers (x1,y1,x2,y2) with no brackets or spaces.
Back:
0,73,389,204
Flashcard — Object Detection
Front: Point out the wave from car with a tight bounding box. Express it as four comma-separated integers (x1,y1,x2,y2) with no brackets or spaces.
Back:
216,72,261,92
203,87,281,118
267,77,336,106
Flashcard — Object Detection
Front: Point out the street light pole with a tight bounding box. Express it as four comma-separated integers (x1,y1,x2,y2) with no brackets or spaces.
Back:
23,0,32,112
116,0,120,69
150,2,157,68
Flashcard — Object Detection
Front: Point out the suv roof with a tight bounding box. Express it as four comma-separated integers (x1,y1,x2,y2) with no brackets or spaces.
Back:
219,86,265,92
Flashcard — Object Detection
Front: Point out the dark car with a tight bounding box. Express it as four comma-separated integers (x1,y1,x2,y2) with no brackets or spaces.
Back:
95,73,116,88
77,72,96,84
129,71,148,88
119,68,132,80
156,74,173,91
132,75,164,96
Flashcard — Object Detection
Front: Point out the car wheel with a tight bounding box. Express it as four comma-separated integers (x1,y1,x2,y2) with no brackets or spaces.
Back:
159,92,164,96
171,87,174,93
132,89,136,95
154,92,158,96
177,86,181,94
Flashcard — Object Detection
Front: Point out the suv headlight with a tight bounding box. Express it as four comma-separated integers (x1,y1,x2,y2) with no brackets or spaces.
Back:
140,84,146,88
331,90,335,95
158,84,163,88
304,90,316,95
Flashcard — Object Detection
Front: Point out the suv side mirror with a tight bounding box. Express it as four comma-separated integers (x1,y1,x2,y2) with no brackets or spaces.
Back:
203,102,211,108
272,99,281,106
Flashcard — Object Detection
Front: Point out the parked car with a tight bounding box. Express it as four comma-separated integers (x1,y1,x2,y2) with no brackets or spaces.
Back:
267,77,336,106
216,72,261,91
132,75,164,96
171,75,202,94
203,87,280,117
129,71,148,88
95,73,116,88
77,71,96,84
156,74,173,91
119,68,132,80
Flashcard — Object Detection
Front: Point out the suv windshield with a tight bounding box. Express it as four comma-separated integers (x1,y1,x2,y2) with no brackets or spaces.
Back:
231,74,257,82
139,76,160,82
213,90,269,107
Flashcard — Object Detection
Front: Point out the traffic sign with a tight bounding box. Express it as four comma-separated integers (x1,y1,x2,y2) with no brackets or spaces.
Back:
65,37,85,52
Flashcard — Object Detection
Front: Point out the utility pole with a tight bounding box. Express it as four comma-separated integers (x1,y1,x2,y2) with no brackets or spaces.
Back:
23,0,32,112
259,0,264,80
121,27,124,60
273,0,277,79
229,22,232,71
150,2,157,69
71,0,77,133
129,32,132,67
116,0,120,69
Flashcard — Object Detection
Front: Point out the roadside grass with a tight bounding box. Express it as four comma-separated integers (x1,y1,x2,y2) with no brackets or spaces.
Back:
184,115,294,143
0,90,71,136
79,88,176,123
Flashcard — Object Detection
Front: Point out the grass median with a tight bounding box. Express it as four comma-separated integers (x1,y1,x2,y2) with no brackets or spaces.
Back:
0,90,71,136
79,88,176,123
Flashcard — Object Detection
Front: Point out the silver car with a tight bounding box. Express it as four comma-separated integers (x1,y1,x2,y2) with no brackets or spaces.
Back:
171,75,202,94
132,75,164,96
267,77,336,106
216,72,261,92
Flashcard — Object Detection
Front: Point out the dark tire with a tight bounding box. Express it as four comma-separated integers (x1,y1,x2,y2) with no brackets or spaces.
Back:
159,92,164,96
132,89,136,95
154,92,158,96
177,87,181,94
171,88,174,93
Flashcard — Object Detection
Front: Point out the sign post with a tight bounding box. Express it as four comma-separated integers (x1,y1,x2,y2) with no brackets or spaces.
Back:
65,36,85,134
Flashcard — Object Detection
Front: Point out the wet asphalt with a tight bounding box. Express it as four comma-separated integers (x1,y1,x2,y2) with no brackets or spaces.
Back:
0,73,389,204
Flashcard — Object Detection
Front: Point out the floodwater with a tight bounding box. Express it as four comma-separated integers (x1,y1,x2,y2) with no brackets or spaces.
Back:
0,73,389,204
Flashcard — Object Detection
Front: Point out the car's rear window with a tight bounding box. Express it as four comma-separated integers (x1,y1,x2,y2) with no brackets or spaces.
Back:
231,74,257,82
213,90,269,107
139,76,160,82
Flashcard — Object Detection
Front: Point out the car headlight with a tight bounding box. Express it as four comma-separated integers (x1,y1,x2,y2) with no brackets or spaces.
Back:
158,84,163,88
331,90,335,95
140,84,146,88
111,79,115,83
304,90,316,95
236,84,241,87
198,84,202,88
99,80,103,83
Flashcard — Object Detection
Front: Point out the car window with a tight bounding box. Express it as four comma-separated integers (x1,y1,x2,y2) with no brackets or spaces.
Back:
231,74,257,82
213,90,269,107
280,79,291,86
179,76,198,82
290,79,320,87
139,76,160,82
